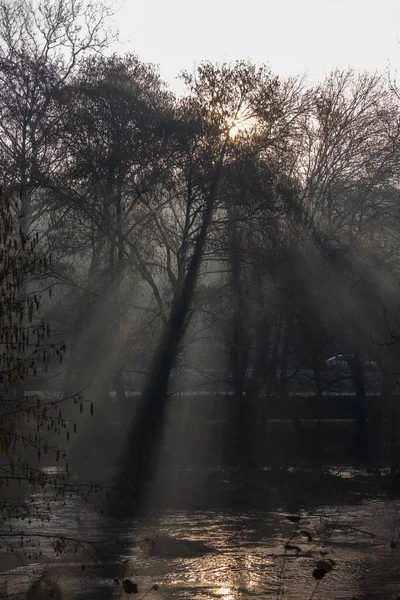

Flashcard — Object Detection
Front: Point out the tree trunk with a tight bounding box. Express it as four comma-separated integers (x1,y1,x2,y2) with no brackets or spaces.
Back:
111,146,227,514
226,206,254,467
228,206,250,402
279,324,290,398
114,369,127,421
247,314,270,460
63,234,108,398
311,350,323,449
380,371,399,475
352,352,367,460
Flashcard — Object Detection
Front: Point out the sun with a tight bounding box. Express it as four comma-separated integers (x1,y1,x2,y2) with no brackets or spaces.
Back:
229,121,240,138
226,118,241,138
226,116,256,139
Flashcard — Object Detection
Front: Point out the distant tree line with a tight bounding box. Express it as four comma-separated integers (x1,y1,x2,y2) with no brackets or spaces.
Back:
2,0,400,517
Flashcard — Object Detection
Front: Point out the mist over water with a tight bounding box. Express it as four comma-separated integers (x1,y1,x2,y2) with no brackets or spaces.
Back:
3,2,400,598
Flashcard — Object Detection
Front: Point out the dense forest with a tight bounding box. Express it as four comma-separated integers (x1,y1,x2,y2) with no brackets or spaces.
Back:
2,0,400,597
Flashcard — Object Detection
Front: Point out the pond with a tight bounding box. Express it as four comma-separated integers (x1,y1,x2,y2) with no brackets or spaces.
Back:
1,466,400,599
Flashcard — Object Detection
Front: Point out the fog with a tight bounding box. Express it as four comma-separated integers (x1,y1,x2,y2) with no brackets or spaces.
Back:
3,1,400,598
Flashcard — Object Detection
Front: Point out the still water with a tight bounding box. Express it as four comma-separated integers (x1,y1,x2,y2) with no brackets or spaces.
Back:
1,467,400,599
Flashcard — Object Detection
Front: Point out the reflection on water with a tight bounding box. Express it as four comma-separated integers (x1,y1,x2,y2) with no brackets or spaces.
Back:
1,469,400,599
217,587,234,600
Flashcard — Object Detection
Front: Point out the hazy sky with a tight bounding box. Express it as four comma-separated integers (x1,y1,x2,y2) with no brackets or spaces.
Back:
115,0,400,93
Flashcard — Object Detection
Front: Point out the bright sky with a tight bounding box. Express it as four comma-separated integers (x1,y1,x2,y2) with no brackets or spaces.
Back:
114,0,400,94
